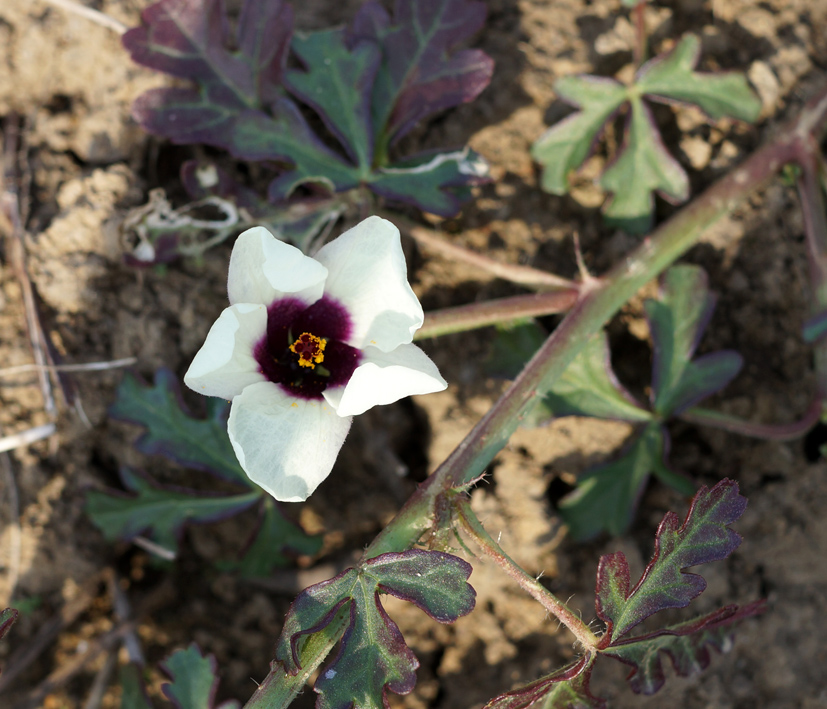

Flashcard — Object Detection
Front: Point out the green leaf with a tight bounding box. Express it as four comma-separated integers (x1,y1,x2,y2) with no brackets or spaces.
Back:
645,265,742,416
285,29,380,171
600,95,689,233
600,601,766,695
558,424,693,540
120,663,153,709
636,35,762,122
223,499,323,578
541,332,652,423
532,75,627,195
161,644,240,709
85,468,259,553
595,479,747,640
109,369,248,486
482,656,603,709
275,550,475,709
369,146,490,217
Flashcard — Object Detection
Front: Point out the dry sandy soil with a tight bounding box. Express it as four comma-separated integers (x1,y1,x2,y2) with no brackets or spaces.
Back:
0,0,826,707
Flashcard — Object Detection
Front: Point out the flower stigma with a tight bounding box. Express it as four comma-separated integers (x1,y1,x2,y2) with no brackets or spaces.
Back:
289,332,326,369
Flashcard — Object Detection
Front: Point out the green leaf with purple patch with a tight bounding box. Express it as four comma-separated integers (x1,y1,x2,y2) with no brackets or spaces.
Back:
276,550,475,709
596,479,748,640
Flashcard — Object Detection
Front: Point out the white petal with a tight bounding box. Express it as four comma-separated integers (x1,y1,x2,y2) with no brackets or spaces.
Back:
184,303,267,400
228,226,328,306
324,343,447,417
314,216,423,351
228,382,352,502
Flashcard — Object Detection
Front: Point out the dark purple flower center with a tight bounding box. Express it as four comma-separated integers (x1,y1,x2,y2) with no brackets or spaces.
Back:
254,296,360,400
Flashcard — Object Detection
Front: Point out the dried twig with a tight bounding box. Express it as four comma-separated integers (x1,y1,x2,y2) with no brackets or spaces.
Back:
36,0,128,34
0,357,137,378
0,424,57,454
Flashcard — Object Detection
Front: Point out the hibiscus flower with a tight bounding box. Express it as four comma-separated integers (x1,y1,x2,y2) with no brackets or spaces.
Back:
184,216,447,501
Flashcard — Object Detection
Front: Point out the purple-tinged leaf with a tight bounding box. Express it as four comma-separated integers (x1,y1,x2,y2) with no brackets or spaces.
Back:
601,600,766,695
85,467,260,553
483,655,604,709
109,369,247,486
161,643,240,709
0,607,17,670
285,29,380,170
559,424,694,540
532,76,627,195
369,146,490,217
124,0,292,110
221,499,322,578
596,479,747,641
600,96,690,233
275,550,475,709
350,0,493,146
646,265,742,416
636,35,761,122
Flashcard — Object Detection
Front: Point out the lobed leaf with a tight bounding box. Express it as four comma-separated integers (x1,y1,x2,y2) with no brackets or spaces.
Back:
637,35,762,122
645,265,742,416
600,600,766,695
350,0,493,146
161,643,240,709
595,479,748,641
0,608,16,643
540,332,652,423
85,467,259,553
483,656,603,709
109,369,247,486
285,29,380,171
559,424,693,540
532,76,627,195
600,96,689,233
370,147,490,217
275,550,475,709
223,499,323,578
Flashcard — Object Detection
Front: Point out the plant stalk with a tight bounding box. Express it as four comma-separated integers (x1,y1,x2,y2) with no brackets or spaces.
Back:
455,498,600,649
246,81,827,708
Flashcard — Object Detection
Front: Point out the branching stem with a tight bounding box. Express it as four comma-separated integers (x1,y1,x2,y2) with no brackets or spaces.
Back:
455,498,600,649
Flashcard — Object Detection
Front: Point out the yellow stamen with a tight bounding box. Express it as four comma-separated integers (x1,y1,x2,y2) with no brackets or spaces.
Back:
289,332,326,369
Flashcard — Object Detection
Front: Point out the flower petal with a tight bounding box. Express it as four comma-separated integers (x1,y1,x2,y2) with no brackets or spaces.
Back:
228,226,328,306
228,382,352,502
324,343,447,417
184,303,267,400
314,216,423,351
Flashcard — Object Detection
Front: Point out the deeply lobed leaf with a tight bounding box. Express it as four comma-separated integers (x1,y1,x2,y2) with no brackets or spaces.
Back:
600,600,766,694
350,0,493,147
645,265,742,416
637,35,762,121
85,468,260,553
109,369,247,485
596,479,748,641
558,424,693,540
275,550,475,709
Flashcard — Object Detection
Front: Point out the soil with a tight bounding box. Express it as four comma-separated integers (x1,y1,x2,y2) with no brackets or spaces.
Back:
0,0,826,708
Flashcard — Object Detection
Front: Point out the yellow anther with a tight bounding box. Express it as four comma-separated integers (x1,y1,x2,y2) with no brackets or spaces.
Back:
289,332,326,369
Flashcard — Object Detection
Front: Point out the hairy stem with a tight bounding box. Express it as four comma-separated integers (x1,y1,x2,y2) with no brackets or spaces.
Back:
456,498,600,649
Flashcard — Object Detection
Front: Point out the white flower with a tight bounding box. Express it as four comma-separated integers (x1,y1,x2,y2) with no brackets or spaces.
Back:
184,216,447,502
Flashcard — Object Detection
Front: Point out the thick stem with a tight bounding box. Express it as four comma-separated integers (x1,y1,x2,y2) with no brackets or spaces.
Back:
633,1,647,68
415,290,578,340
456,498,600,649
